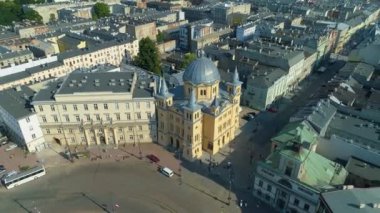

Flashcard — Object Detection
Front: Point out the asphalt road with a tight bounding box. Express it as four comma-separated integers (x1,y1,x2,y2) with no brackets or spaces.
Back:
0,161,241,213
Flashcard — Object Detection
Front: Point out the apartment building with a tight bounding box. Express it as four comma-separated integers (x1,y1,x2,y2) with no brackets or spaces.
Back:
0,61,66,91
253,121,348,213
179,19,213,50
126,20,157,41
244,65,288,110
0,39,139,91
32,71,157,146
0,50,34,68
58,39,139,72
0,86,46,152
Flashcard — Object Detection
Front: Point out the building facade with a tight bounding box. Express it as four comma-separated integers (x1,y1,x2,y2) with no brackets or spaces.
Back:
156,54,242,160
32,71,157,147
0,86,46,152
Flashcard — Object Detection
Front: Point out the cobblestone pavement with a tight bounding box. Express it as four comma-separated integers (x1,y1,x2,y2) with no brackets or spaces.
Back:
0,145,38,172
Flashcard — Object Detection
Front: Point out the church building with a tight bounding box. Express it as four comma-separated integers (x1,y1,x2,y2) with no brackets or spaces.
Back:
156,53,242,160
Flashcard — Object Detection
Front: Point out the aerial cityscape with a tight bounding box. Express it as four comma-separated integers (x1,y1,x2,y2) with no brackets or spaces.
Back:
0,0,379,212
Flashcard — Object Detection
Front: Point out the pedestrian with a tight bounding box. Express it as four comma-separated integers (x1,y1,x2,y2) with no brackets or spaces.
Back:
239,200,243,207
244,201,247,208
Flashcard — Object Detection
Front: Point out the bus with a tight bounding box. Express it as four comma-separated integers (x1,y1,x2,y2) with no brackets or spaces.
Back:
1,165,45,189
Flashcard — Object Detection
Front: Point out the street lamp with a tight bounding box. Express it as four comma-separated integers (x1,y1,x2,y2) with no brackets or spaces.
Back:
227,165,233,205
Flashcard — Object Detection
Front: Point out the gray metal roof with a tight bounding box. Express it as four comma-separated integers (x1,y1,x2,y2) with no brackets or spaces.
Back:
0,86,35,119
321,187,380,213
57,72,134,94
327,113,380,150
183,57,221,85
345,157,380,181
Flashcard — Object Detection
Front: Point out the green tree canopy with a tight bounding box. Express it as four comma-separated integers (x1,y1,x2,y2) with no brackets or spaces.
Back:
0,1,43,25
156,30,165,43
135,37,161,75
93,2,110,19
180,53,197,69
22,9,43,24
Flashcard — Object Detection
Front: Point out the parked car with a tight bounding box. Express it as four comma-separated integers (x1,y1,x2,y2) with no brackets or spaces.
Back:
5,144,17,152
243,114,255,120
267,107,278,113
0,140,8,146
160,167,174,177
146,154,160,163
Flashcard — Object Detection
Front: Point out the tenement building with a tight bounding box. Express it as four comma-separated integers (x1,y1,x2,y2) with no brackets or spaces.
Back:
32,71,157,146
156,54,242,160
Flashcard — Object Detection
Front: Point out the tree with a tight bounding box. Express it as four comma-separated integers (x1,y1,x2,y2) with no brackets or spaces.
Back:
93,2,110,19
156,30,165,43
135,37,161,75
22,9,43,24
180,53,197,69
49,13,56,22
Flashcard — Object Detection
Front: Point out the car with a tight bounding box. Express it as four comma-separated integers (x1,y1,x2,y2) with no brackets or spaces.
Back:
146,154,160,163
247,114,255,120
160,167,174,177
267,107,278,113
0,165,4,170
5,144,17,152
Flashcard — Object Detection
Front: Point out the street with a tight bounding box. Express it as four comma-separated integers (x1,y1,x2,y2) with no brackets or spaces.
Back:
0,160,241,213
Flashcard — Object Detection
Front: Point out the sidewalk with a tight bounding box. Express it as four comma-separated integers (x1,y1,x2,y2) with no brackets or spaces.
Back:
0,145,38,172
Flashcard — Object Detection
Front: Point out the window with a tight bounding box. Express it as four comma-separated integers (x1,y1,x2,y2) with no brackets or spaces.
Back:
46,129,50,134
53,115,58,122
138,125,142,131
62,105,67,111
104,104,108,110
126,113,131,120
73,104,78,111
31,134,36,139
139,134,143,139
42,116,47,123
285,166,293,177
57,128,62,134
105,114,110,121
147,112,152,119
75,115,80,122
294,199,299,206
86,114,90,121
136,102,140,109
94,104,98,110
304,204,310,211
69,129,73,133
116,114,120,121
259,180,263,187
146,102,151,108
136,112,141,119
130,135,134,140
84,104,88,111
115,103,119,110
126,103,129,109
128,126,133,131
267,185,272,192
38,106,43,112
64,115,70,122
26,117,30,122
95,114,100,121
51,105,55,111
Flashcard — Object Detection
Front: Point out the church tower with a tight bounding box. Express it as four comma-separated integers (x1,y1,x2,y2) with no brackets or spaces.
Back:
226,67,242,132
182,89,203,160
156,77,173,146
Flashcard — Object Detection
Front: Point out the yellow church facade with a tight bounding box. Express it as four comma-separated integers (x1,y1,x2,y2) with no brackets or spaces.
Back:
156,54,242,161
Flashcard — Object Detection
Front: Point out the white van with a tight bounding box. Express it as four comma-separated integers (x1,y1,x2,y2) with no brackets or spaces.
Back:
161,167,174,177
